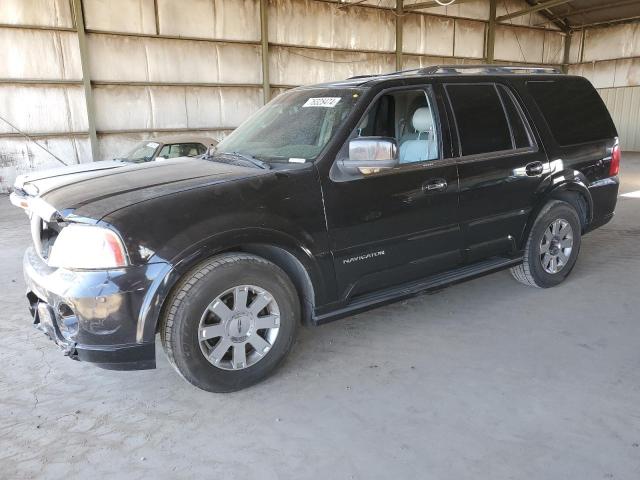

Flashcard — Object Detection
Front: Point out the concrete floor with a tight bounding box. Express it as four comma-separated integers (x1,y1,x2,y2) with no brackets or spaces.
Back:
1,155,639,480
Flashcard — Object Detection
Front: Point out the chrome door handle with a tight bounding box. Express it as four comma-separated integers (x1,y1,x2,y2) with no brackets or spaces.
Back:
525,161,544,176
423,179,448,192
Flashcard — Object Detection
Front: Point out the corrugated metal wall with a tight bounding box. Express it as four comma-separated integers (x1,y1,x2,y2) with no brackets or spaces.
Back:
600,87,640,152
0,0,569,191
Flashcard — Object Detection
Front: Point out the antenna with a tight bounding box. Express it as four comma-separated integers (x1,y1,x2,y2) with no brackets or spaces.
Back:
0,114,68,166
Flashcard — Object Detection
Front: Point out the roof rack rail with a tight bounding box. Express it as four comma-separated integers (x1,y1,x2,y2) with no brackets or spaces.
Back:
347,65,562,81
417,64,563,75
347,69,421,80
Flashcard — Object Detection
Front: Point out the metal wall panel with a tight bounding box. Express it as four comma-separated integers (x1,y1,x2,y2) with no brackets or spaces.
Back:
570,58,640,89
157,0,260,41
87,34,263,83
83,0,157,34
0,0,73,27
454,19,485,59
403,14,454,56
0,85,87,134
583,23,640,62
599,86,640,151
404,0,489,20
0,137,91,192
494,25,544,63
269,46,395,85
269,0,395,52
93,85,262,131
402,55,484,70
0,28,81,79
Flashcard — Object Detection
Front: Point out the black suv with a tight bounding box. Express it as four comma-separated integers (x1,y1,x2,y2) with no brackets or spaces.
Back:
13,65,620,392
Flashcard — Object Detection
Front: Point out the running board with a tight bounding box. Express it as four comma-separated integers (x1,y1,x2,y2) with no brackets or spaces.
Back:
313,256,522,325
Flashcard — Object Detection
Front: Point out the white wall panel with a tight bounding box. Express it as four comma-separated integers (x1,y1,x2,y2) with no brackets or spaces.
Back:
269,47,395,85
542,31,564,65
454,19,485,59
613,58,640,88
568,31,582,64
0,137,91,191
157,0,260,41
494,25,544,63
404,0,489,20
0,85,87,134
0,28,81,79
269,0,395,52
0,0,73,27
599,86,640,151
583,23,640,62
403,14,454,56
402,55,483,70
83,0,157,34
87,34,263,83
93,85,262,131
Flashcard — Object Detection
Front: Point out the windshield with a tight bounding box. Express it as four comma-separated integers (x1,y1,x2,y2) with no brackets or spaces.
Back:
216,88,363,163
123,141,160,163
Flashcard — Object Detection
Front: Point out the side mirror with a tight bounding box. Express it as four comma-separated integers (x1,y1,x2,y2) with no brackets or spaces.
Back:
339,137,399,175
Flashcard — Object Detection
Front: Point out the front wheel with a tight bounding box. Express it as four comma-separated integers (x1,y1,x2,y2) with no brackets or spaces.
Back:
160,253,299,392
511,200,582,288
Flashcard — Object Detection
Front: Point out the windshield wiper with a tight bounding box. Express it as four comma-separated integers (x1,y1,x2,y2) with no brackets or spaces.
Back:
209,151,271,170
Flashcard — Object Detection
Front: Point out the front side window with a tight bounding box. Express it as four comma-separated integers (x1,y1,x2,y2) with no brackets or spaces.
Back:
353,88,440,165
446,84,512,156
215,88,363,164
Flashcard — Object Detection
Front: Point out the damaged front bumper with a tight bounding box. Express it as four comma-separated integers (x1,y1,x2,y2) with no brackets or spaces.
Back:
23,246,165,371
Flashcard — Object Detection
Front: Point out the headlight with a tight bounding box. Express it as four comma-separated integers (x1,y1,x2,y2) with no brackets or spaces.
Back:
48,225,128,269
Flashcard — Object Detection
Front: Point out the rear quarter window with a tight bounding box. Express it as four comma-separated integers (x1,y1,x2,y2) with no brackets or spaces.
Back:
527,78,617,146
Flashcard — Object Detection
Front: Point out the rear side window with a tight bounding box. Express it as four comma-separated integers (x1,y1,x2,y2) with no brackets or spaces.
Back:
497,85,532,149
446,84,512,156
527,78,617,146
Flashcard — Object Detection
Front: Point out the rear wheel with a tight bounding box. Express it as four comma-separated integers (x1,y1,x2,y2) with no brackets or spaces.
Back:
160,253,299,392
511,200,582,288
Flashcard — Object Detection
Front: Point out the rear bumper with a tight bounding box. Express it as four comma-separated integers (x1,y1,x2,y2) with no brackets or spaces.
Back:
23,246,167,370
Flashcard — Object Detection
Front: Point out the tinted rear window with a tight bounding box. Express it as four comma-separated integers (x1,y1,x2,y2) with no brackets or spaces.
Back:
446,84,512,156
527,78,616,146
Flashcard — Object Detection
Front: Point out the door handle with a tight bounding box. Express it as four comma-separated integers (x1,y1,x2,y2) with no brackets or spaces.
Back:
423,178,448,192
525,161,544,176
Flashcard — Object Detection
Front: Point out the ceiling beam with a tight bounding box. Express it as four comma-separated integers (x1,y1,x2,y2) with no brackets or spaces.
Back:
534,0,640,28
405,0,478,11
572,15,640,30
497,0,573,22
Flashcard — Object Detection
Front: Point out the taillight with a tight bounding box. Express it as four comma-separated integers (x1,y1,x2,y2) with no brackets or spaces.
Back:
610,145,621,176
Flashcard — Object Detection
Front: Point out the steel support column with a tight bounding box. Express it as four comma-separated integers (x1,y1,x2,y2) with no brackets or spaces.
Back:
260,0,271,104
396,0,403,71
71,0,99,161
487,0,496,64
562,32,571,74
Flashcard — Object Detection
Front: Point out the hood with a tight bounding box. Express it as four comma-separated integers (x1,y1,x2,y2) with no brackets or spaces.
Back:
35,158,263,221
15,160,128,196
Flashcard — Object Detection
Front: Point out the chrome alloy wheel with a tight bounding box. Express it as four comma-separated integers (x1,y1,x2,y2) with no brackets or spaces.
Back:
540,218,574,274
198,285,280,370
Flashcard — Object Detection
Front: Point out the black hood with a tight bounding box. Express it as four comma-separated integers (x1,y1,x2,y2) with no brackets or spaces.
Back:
41,158,264,220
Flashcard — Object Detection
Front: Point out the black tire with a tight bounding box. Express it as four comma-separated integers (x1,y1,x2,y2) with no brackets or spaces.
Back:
160,253,299,392
510,200,582,288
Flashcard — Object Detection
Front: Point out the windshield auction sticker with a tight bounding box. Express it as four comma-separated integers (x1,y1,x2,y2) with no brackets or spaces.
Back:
302,97,341,108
